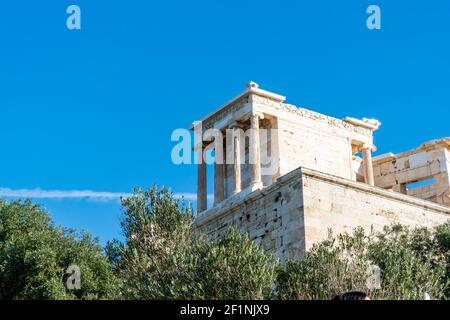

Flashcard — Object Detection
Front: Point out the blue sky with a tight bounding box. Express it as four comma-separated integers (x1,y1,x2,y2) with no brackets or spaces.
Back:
1,1,449,244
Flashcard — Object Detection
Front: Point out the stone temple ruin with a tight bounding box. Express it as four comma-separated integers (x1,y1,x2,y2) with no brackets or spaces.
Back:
192,82,450,261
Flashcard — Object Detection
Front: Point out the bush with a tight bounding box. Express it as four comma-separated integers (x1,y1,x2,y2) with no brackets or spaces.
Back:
153,228,278,300
109,187,449,300
3,188,447,300
0,187,450,300
276,225,449,300
276,229,370,300
107,187,278,299
0,200,119,300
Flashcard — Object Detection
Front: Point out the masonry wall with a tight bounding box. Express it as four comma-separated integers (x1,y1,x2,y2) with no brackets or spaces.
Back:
373,145,450,206
277,116,355,180
195,167,450,261
195,170,306,261
301,168,450,250
252,97,376,182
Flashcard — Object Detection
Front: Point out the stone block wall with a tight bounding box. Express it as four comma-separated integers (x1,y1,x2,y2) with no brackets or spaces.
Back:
252,97,376,183
195,169,306,261
195,167,450,261
373,140,450,206
301,168,450,251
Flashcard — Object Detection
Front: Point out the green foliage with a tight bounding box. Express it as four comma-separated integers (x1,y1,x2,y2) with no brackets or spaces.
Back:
0,199,119,300
110,187,449,300
106,187,194,298
196,229,278,299
107,187,278,299
153,229,279,300
435,222,450,297
3,188,448,301
276,225,449,300
276,228,370,300
368,224,448,299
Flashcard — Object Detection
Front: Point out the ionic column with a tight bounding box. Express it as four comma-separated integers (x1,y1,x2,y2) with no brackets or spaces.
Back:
230,123,243,195
249,112,264,189
361,144,375,186
197,144,207,212
214,138,225,205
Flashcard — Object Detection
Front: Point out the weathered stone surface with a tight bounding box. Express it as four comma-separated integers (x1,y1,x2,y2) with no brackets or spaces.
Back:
192,83,450,261
195,168,450,261
373,138,450,206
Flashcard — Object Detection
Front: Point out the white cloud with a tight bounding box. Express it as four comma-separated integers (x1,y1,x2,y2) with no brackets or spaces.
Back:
0,188,211,202
0,188,131,201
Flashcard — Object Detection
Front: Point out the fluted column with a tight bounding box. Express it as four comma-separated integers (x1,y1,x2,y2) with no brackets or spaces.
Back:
249,112,264,189
230,122,243,195
214,137,225,205
197,144,207,212
361,144,375,186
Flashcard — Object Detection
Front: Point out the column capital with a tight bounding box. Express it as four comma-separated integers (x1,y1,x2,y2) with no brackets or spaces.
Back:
360,143,377,152
249,111,265,121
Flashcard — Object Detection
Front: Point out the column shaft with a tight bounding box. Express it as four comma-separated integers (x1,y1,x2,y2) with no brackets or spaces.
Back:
249,113,263,188
197,147,207,212
214,141,225,204
362,146,375,186
232,127,242,195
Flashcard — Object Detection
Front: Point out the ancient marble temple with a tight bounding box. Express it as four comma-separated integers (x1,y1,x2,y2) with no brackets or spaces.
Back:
192,82,450,261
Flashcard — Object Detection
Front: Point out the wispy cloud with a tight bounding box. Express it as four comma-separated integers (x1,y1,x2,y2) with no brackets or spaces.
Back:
0,188,210,202
0,188,131,201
